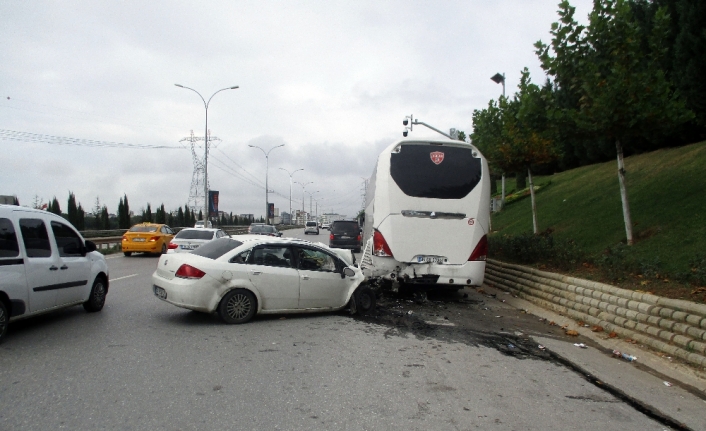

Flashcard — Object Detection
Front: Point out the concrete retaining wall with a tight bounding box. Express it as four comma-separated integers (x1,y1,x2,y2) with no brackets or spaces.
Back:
485,259,706,368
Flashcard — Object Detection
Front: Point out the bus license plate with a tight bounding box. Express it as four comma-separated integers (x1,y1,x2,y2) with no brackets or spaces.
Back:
416,256,446,264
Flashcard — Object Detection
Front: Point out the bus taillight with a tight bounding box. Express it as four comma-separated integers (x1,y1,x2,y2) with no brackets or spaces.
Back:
468,235,487,261
373,229,393,257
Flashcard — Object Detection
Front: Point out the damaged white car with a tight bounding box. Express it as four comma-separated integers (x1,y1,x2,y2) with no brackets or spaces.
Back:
151,235,374,324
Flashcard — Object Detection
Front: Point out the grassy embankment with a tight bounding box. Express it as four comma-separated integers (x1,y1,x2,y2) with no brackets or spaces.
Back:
489,140,706,299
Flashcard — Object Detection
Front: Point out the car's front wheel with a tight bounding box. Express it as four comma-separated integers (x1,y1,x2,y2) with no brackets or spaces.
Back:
83,276,107,312
218,289,256,324
354,285,376,314
0,300,8,343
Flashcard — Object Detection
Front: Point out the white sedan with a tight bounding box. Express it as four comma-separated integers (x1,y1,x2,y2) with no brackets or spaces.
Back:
167,228,228,253
152,235,375,324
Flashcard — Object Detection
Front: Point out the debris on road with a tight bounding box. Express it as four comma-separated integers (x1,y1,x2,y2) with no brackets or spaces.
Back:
663,381,673,387
538,344,546,350
612,350,637,362
565,330,579,336
608,332,618,338
591,325,604,332
573,343,587,349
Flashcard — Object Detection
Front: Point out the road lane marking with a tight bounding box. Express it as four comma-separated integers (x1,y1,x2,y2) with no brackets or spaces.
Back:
111,274,138,282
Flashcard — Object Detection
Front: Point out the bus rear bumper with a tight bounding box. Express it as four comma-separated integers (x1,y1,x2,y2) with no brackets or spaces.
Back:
367,257,486,287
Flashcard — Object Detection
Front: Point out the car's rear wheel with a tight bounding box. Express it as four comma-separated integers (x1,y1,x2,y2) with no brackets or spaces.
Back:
0,300,8,344
123,252,132,257
218,289,256,324
83,276,107,312
160,243,167,255
354,286,376,314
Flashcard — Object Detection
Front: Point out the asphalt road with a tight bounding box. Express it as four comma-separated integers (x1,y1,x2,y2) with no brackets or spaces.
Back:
0,229,670,430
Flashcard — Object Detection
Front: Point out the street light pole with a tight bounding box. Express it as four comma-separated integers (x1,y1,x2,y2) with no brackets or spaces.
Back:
490,72,507,206
305,190,320,219
295,181,313,222
175,84,239,224
279,167,303,225
249,144,285,225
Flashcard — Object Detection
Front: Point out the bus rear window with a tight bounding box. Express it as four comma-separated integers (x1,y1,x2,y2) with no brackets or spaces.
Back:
390,144,481,199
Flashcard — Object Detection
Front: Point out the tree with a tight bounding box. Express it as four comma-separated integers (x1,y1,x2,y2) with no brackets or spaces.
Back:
100,206,110,230
77,203,85,230
118,194,132,229
142,204,153,223
177,206,184,227
67,192,79,226
49,196,61,215
536,0,693,244
155,204,166,224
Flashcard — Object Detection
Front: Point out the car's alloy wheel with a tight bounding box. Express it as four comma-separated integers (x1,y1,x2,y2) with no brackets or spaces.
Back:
83,277,107,312
219,289,256,324
0,301,8,343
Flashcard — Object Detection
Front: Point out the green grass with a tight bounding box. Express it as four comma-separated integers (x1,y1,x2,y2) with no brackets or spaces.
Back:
490,140,706,277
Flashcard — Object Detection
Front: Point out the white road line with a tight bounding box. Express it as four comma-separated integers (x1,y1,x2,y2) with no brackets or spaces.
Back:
111,274,138,282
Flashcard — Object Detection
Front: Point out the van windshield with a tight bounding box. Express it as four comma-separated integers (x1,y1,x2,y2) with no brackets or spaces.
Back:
390,143,482,199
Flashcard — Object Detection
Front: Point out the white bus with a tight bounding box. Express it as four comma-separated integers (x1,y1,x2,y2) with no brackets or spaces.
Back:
360,138,490,292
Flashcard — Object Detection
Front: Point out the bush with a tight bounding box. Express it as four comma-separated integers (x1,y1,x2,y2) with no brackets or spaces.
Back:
489,232,584,270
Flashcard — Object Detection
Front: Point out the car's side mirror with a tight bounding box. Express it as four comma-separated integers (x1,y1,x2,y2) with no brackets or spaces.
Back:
342,267,355,278
84,240,97,254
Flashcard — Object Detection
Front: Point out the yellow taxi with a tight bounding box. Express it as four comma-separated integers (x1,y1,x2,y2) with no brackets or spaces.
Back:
122,223,175,256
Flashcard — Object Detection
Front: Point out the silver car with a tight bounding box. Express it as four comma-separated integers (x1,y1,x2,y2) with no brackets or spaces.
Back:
167,228,227,253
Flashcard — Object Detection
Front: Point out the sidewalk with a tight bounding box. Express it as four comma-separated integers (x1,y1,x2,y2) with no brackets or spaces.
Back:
482,282,706,431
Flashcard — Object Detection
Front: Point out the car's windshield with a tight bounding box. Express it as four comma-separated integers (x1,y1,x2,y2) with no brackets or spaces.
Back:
129,225,158,232
175,230,215,240
191,238,243,259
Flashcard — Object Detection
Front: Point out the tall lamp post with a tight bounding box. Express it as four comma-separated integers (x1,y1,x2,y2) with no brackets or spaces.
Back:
305,190,320,221
249,144,285,224
175,84,239,224
295,181,313,221
279,167,303,225
490,72,507,207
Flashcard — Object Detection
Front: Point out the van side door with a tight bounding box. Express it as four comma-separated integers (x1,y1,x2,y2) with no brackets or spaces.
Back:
50,221,91,306
0,217,28,315
18,218,59,312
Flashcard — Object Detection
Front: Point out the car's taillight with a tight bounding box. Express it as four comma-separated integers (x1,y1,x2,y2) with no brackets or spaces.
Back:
330,234,334,241
121,235,127,241
373,229,393,257
149,236,160,242
356,235,361,241
469,235,488,261
167,242,178,249
175,264,206,279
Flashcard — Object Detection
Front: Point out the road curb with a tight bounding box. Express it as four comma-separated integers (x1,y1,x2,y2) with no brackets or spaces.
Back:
485,259,706,369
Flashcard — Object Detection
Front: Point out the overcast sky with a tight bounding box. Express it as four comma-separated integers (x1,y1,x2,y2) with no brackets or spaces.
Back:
1,0,592,222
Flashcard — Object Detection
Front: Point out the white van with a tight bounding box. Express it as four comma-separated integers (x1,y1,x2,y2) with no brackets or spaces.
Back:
360,138,490,290
0,205,109,343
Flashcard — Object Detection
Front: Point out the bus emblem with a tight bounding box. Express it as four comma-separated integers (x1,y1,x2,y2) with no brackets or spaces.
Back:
430,151,444,165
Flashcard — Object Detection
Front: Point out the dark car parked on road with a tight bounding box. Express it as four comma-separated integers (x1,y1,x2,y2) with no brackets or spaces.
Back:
329,220,361,253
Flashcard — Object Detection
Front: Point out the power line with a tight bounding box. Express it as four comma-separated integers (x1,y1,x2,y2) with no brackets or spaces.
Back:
0,129,184,150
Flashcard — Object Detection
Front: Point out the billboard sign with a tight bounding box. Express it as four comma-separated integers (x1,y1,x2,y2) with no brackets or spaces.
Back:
209,190,219,217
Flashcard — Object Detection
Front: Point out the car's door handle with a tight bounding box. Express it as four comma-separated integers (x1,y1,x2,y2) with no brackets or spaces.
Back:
49,265,58,271
301,275,309,280
60,265,68,270
251,271,261,275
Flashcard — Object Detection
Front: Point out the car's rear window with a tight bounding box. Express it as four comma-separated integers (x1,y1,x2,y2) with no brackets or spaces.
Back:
175,230,215,240
331,221,359,235
306,222,317,227
191,238,243,259
390,143,482,199
251,225,275,233
129,225,158,232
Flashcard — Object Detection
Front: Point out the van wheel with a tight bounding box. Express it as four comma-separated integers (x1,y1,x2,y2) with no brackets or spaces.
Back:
218,289,256,324
83,277,107,312
123,252,132,257
354,286,376,314
0,300,8,344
